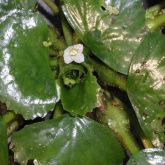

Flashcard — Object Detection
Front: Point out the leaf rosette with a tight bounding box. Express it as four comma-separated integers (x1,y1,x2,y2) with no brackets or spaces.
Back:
59,64,87,88
59,63,100,115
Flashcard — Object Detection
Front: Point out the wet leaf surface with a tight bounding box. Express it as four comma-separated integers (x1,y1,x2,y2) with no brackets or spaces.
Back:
62,0,146,74
0,1,58,119
127,32,165,146
12,115,124,165
127,148,165,165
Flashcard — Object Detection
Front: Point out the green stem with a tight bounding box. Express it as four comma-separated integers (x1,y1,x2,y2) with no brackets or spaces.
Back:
49,28,66,50
49,49,59,57
141,137,154,148
88,57,127,91
7,120,19,136
61,16,73,46
120,131,140,154
43,0,59,14
2,112,16,125
1,112,19,136
52,39,66,50
147,13,165,31
138,129,154,148
73,32,80,44
97,97,140,155
0,119,8,165
49,57,58,67
53,102,65,119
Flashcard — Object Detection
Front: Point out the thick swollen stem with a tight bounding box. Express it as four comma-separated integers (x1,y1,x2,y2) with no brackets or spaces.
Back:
97,97,140,155
88,57,127,91
119,131,140,154
147,13,165,31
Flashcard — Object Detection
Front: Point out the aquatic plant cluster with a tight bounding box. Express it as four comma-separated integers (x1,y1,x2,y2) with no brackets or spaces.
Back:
0,0,165,164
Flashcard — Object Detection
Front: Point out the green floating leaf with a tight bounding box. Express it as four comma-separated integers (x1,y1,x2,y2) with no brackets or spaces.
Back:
62,0,146,74
12,115,124,165
59,63,100,115
0,118,8,165
127,32,165,146
127,148,165,165
0,1,58,119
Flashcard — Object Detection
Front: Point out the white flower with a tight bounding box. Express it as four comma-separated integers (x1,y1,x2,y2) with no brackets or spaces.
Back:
63,44,84,64
33,159,41,165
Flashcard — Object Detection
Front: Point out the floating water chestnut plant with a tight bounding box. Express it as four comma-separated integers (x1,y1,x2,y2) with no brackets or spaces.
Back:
0,0,165,165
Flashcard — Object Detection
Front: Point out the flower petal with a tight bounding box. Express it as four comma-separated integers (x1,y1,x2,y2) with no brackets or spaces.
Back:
64,52,73,64
64,46,72,55
73,44,83,53
72,53,84,63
